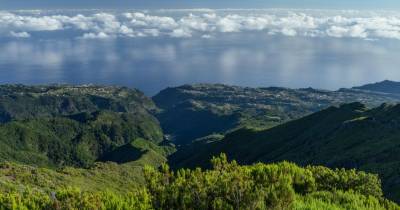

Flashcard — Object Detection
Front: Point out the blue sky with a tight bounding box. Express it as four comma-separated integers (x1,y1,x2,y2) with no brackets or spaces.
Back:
1,0,400,10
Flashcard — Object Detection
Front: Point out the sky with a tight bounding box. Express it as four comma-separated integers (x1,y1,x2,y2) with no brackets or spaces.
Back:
2,0,400,93
1,0,400,10
2,8,400,94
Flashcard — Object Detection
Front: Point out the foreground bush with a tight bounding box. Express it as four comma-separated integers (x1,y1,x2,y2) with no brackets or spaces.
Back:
143,154,396,210
0,154,398,210
0,189,152,210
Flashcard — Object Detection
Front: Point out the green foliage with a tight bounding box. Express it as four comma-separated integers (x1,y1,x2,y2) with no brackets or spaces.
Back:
294,191,399,210
308,166,383,198
0,154,398,210
0,111,164,168
0,156,166,196
0,84,165,168
142,154,396,210
2,84,400,209
170,102,400,202
0,188,152,210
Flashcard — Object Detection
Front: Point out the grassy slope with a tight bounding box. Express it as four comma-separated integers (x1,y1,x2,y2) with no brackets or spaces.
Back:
0,138,172,194
169,102,400,202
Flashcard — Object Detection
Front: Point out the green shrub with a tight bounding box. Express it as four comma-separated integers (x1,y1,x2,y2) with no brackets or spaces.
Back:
308,166,383,198
0,154,398,210
0,188,152,210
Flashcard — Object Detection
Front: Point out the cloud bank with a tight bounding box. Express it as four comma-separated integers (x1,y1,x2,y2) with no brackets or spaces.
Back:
1,10,400,40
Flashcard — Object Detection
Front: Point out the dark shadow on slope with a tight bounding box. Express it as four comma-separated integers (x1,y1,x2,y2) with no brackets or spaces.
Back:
98,143,145,164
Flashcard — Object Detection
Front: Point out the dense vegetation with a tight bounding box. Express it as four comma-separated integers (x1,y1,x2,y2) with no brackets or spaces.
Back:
1,155,399,210
153,84,399,145
0,85,169,168
0,150,167,195
170,102,400,202
1,82,400,208
0,111,169,168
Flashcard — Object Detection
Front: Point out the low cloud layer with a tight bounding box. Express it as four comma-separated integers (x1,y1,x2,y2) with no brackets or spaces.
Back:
1,9,400,40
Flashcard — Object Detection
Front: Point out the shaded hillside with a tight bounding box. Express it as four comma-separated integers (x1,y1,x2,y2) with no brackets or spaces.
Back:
0,111,171,168
353,80,400,95
0,85,169,168
154,84,399,145
169,102,400,202
0,145,170,195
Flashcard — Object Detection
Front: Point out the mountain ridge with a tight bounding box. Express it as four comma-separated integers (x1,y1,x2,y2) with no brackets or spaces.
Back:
169,101,400,201
153,82,400,145
353,80,400,95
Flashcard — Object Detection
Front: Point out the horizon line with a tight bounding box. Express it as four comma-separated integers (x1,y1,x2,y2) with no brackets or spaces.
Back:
3,8,400,12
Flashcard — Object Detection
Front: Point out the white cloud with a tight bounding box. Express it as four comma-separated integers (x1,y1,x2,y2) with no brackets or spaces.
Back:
119,25,134,36
326,25,367,38
327,26,349,38
349,25,368,38
148,29,161,36
217,16,242,32
0,12,63,31
10,31,30,38
375,30,400,39
170,28,192,38
179,14,210,32
281,28,297,36
81,32,110,39
2,10,400,40
125,12,178,30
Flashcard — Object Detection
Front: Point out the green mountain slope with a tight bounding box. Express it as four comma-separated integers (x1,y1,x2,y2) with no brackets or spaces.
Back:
0,85,169,168
170,102,400,202
0,111,169,168
1,83,400,208
0,146,169,195
154,84,399,145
